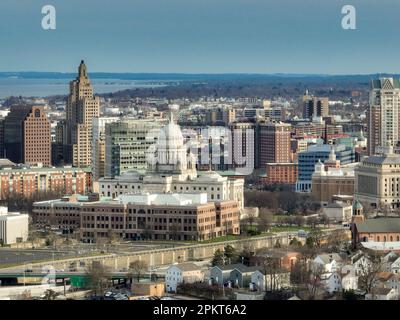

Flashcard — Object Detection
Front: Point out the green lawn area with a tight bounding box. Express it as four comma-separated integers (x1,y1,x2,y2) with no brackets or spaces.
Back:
198,235,240,244
269,226,315,233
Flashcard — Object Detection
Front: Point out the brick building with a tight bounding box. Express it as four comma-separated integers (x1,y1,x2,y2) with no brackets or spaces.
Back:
33,193,240,242
0,164,92,200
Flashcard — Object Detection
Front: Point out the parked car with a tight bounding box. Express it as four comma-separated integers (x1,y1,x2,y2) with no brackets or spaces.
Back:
297,230,309,238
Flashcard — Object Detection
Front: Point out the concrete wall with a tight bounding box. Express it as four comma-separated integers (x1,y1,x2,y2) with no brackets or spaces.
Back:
21,234,298,271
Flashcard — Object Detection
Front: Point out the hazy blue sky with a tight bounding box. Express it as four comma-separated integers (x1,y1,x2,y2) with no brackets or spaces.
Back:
0,0,399,74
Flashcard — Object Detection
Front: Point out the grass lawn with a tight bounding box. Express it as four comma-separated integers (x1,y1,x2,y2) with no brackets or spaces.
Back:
269,226,315,233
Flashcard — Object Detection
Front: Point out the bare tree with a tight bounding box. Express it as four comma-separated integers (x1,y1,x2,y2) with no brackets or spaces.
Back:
257,208,272,233
128,260,148,282
325,229,349,252
85,261,111,295
261,254,284,292
294,215,305,227
358,255,383,294
169,223,181,241
43,289,60,300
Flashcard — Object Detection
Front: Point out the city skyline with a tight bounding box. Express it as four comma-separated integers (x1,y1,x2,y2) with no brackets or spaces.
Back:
1,0,400,74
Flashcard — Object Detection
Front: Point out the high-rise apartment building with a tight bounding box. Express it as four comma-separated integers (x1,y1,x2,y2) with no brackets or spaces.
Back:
258,122,291,167
105,119,163,177
368,77,400,155
302,91,329,120
205,107,236,126
64,60,100,167
23,106,52,166
228,122,255,174
4,105,51,165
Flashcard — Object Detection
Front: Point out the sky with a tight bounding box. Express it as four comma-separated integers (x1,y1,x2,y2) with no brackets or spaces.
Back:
0,0,399,74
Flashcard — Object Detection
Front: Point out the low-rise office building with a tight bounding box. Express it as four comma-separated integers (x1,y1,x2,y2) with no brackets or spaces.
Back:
33,193,241,242
0,207,29,245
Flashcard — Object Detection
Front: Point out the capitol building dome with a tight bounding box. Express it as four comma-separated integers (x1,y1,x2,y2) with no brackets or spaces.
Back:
146,113,196,179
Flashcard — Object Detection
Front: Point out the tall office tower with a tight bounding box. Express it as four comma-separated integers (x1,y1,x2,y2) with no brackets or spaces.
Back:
302,91,329,120
258,122,291,167
92,117,119,180
228,122,255,173
105,119,163,177
368,77,400,155
23,106,52,166
4,105,51,165
53,120,68,165
205,107,236,126
66,60,100,167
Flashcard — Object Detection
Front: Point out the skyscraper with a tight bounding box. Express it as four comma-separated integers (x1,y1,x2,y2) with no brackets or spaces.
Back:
4,105,51,165
258,122,291,167
302,91,329,120
64,60,100,167
23,106,52,166
105,119,163,177
368,77,400,155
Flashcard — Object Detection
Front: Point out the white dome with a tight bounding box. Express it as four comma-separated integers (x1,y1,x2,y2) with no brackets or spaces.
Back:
197,171,223,181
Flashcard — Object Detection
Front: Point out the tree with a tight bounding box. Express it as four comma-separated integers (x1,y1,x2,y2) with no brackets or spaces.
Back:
261,254,285,292
358,255,383,294
306,229,324,248
85,262,111,295
128,260,148,282
107,228,120,244
289,237,302,247
211,249,225,267
257,208,272,233
319,214,330,227
43,289,60,300
141,225,152,241
294,215,305,227
306,216,318,229
224,245,238,264
325,229,349,252
169,224,181,241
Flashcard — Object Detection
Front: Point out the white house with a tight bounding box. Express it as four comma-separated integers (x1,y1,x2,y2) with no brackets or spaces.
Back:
352,254,372,276
320,272,342,293
382,252,398,272
250,270,290,292
165,263,203,293
313,253,343,273
341,273,358,291
390,257,400,275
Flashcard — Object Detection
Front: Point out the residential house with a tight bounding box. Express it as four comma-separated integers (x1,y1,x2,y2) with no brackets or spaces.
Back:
165,263,204,293
365,288,397,300
251,269,291,292
390,257,400,274
230,265,258,288
249,250,300,271
209,264,245,287
320,272,342,294
313,253,343,273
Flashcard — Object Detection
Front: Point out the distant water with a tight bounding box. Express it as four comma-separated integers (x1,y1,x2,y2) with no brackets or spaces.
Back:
0,78,168,98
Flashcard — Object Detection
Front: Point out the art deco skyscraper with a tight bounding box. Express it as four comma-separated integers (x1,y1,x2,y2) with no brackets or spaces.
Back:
368,77,400,155
65,60,100,167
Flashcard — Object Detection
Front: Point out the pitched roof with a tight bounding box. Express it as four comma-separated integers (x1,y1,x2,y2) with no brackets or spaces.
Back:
356,218,400,233
172,263,200,272
369,287,393,296
377,272,394,282
316,253,343,264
